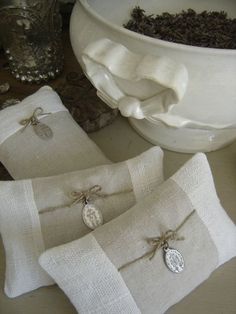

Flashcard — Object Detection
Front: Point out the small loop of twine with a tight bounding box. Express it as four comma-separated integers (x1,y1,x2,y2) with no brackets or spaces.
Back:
70,185,102,206
20,107,51,131
118,209,195,271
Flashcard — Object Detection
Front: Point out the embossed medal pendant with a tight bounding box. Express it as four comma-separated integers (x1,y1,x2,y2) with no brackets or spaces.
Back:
164,247,185,273
33,122,53,140
82,202,103,230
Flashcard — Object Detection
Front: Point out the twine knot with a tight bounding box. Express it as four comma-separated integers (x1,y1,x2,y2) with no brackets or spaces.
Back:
118,209,196,271
20,107,51,130
70,185,102,206
147,230,185,260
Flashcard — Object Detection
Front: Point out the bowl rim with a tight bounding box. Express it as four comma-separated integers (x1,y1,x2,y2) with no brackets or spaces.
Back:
78,0,236,56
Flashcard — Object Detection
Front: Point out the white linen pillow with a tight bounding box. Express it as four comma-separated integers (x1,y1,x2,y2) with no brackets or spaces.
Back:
0,147,164,298
39,153,236,314
0,86,110,179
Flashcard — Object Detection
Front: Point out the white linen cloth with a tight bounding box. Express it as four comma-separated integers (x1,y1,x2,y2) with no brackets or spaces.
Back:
0,86,110,179
0,147,164,297
39,153,236,314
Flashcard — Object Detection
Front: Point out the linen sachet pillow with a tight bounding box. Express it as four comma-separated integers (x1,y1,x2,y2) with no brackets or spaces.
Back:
40,153,236,314
0,85,110,179
0,147,164,298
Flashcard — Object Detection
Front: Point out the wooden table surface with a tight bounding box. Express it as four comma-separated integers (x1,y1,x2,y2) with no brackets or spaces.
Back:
0,30,236,314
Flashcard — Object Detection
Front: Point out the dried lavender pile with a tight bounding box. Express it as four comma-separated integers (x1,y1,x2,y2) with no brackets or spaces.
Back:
124,7,236,49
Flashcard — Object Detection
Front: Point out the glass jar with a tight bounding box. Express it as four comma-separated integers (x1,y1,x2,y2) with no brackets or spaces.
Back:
0,0,64,83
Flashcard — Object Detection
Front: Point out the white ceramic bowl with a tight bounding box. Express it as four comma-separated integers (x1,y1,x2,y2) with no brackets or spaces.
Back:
70,0,236,152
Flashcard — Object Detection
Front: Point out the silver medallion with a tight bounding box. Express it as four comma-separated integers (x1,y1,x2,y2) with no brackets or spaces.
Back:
164,248,185,273
82,203,103,230
33,122,53,140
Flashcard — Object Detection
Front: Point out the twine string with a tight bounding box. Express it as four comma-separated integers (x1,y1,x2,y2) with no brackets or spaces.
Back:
39,185,133,214
70,185,103,206
118,209,195,271
20,107,51,131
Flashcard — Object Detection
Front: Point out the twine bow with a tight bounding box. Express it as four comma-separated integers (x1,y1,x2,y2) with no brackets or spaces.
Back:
147,229,185,260
39,185,133,215
20,107,51,131
118,209,195,271
70,185,102,206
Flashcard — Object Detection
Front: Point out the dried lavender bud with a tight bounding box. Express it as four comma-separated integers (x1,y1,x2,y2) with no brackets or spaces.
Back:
124,7,236,49
1,98,20,109
0,82,10,94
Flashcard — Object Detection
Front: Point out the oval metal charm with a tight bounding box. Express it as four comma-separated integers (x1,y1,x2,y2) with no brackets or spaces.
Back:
82,203,103,230
164,248,185,273
33,122,53,140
